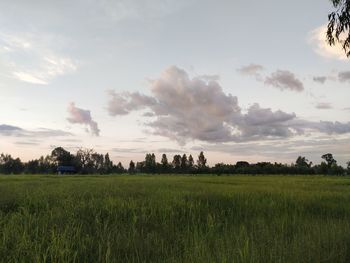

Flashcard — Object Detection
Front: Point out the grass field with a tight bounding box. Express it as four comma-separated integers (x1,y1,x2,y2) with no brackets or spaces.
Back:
0,174,350,263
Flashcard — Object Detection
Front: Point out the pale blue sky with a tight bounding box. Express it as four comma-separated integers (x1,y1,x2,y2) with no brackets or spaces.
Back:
0,0,349,166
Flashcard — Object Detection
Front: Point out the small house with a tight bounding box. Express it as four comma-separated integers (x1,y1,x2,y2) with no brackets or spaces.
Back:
57,166,76,174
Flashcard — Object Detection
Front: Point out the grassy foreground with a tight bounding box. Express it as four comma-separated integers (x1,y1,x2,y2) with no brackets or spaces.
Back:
0,175,350,263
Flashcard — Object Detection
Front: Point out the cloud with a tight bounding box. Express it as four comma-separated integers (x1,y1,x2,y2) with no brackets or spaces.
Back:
112,148,147,154
0,31,77,85
239,103,296,139
313,76,327,84
309,24,348,60
14,141,41,146
338,71,350,83
157,148,183,153
107,91,156,116
191,136,350,166
0,124,23,135
67,103,100,136
315,102,332,109
0,124,72,137
265,70,304,92
290,120,350,134
107,66,350,145
237,64,264,81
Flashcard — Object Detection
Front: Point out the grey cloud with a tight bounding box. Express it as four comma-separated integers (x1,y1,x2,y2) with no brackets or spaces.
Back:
107,91,156,116
313,76,327,84
291,120,350,134
315,102,332,109
157,148,183,153
338,71,350,82
0,124,72,137
107,66,350,144
237,64,264,80
67,102,100,136
112,148,147,154
244,104,296,126
238,104,296,140
0,124,22,135
15,141,40,146
265,70,304,92
237,64,264,75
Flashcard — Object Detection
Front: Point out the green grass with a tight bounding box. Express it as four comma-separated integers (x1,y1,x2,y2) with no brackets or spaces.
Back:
1,174,350,263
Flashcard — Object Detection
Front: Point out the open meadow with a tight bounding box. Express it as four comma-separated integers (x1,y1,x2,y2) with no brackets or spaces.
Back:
1,174,350,263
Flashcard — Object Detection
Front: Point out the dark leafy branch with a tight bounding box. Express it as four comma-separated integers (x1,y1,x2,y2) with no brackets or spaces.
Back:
327,0,350,57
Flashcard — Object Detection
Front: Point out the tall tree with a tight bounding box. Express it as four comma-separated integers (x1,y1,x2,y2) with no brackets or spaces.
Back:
161,154,169,172
321,153,337,168
181,154,188,171
188,154,194,168
51,147,75,166
197,151,207,169
172,155,181,171
76,148,95,173
128,160,135,174
103,153,114,173
144,153,156,173
295,156,312,168
116,162,124,173
327,0,350,57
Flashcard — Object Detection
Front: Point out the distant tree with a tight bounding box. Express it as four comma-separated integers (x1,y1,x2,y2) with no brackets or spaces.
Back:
180,154,188,171
32,155,55,174
0,154,23,174
144,153,157,173
161,154,169,172
347,161,350,174
115,162,125,173
188,154,194,169
51,147,75,167
197,152,207,169
76,148,95,173
91,153,104,173
25,159,39,174
327,0,350,57
172,155,181,171
295,156,312,168
103,153,114,173
321,153,337,168
128,160,135,174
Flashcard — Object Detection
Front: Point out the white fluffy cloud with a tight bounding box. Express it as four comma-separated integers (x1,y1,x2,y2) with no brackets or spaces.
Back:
107,66,350,144
67,103,100,136
0,31,77,85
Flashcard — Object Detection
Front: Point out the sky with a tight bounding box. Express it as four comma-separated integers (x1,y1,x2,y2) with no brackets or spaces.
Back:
0,0,349,166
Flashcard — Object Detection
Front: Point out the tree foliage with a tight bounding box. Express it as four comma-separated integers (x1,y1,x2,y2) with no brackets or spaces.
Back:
327,0,350,57
0,148,348,175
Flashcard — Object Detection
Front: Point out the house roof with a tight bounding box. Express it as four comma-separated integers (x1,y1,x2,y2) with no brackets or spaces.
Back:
57,166,76,172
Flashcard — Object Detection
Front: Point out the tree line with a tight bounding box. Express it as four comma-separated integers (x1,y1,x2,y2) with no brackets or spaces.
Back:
0,147,349,175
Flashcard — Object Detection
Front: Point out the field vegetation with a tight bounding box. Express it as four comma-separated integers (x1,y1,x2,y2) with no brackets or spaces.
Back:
1,174,350,262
